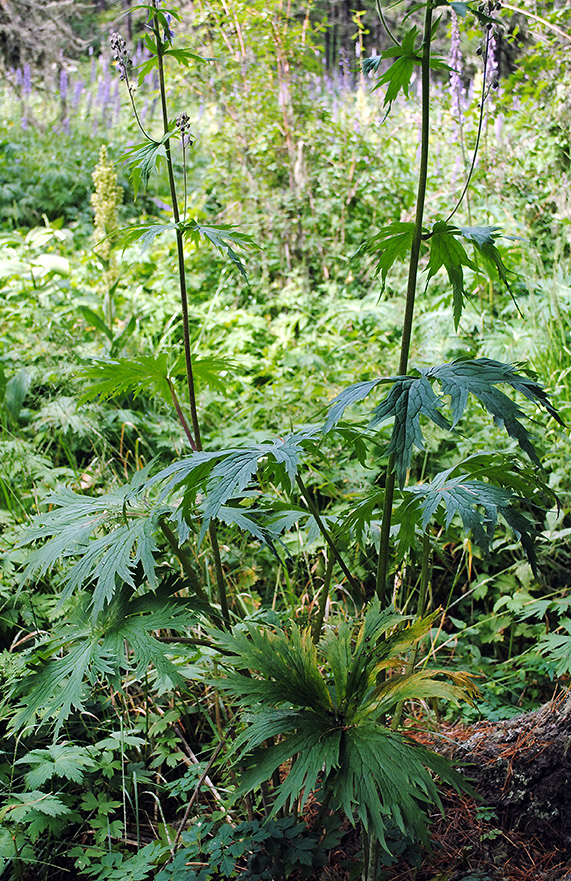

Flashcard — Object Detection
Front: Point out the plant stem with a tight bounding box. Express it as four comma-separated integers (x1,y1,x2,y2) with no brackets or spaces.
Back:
391,531,431,730
158,516,210,605
153,9,230,625
375,0,399,46
168,379,197,450
445,27,490,224
312,551,334,643
153,13,201,443
296,473,361,596
172,740,226,850
208,523,230,626
376,0,434,603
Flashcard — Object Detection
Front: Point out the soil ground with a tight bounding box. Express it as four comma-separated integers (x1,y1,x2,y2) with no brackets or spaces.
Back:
311,692,571,880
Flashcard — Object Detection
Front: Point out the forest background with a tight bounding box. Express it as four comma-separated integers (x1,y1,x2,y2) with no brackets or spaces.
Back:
0,0,570,879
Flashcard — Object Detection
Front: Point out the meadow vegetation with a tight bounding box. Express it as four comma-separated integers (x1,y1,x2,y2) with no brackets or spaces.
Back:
0,1,570,878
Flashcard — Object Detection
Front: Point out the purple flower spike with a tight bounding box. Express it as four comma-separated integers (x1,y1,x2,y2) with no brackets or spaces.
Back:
59,68,68,102
449,12,465,114
23,64,32,97
72,80,84,109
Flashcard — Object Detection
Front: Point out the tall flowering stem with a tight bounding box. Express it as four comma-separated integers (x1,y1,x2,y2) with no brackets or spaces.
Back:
449,11,471,218
150,4,230,626
376,0,434,601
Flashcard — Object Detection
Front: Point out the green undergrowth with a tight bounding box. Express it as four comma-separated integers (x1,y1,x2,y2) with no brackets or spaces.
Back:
0,1,570,880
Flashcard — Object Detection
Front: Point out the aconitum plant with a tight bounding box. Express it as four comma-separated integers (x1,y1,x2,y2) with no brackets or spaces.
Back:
9,2,564,880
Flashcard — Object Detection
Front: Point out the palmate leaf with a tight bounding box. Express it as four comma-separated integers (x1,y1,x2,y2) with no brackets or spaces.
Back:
136,46,211,84
450,1,470,15
427,221,477,328
116,222,176,252
325,358,561,487
150,429,318,538
324,373,451,486
79,353,237,405
397,464,539,573
372,27,421,106
369,669,477,719
324,378,385,432
425,358,564,463
215,505,285,559
17,744,96,788
370,375,451,486
0,792,70,823
78,353,173,405
120,129,174,197
8,634,114,735
18,467,161,618
171,354,237,392
163,47,213,66
181,221,258,280
354,222,416,291
215,624,332,711
459,225,512,288
9,582,201,734
534,630,571,677
337,724,466,848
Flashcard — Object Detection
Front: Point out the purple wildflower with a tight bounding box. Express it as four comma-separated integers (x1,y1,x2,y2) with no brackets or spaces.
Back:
59,68,68,102
23,64,32,97
71,80,84,109
449,12,464,113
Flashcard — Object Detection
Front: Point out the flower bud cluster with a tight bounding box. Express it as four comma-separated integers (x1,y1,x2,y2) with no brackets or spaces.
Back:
110,32,133,82
176,111,194,147
475,1,502,89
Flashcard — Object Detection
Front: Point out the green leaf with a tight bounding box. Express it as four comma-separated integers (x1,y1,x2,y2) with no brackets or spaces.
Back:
324,378,384,432
373,27,422,106
18,744,97,788
215,505,284,558
425,358,563,464
18,467,161,617
459,225,512,288
10,583,200,733
120,130,173,197
397,464,539,572
4,368,31,422
150,429,317,537
117,222,176,252
78,305,114,342
216,624,333,711
215,605,472,851
78,354,173,405
326,359,561,486
535,632,571,677
355,222,416,291
163,47,213,67
136,55,158,84
171,353,238,391
181,221,257,280
426,221,477,328
369,375,451,487
0,793,70,823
